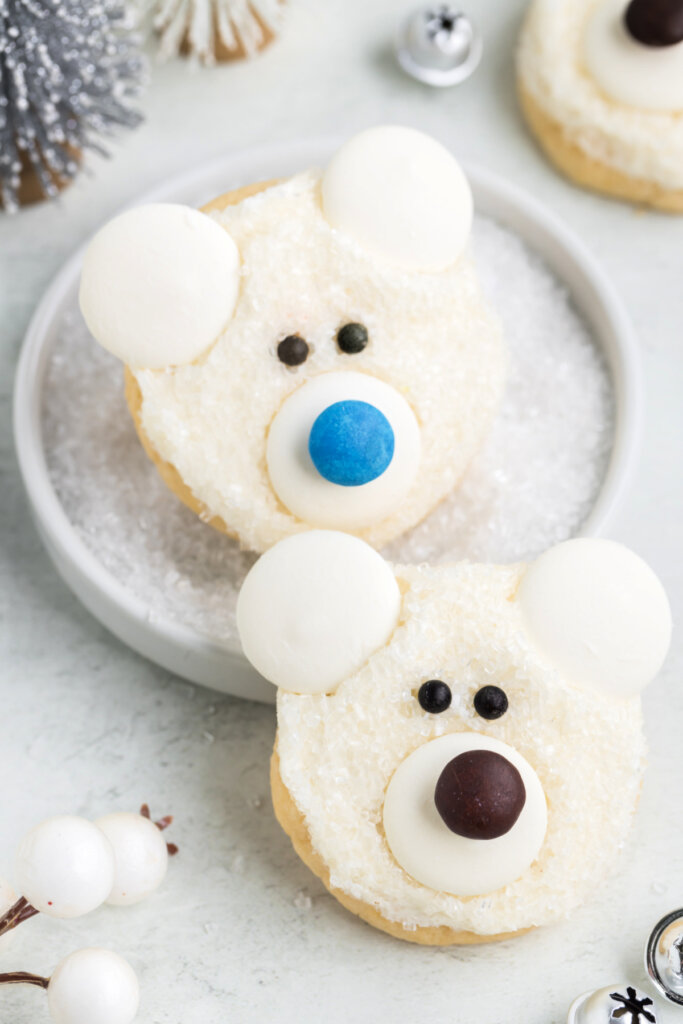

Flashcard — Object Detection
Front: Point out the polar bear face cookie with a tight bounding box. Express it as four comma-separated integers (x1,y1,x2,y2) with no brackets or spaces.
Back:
518,0,683,210
79,127,504,553
237,531,671,943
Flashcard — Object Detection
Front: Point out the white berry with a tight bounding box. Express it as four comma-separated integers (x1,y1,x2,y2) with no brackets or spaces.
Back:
95,812,169,906
14,816,115,917
47,949,139,1024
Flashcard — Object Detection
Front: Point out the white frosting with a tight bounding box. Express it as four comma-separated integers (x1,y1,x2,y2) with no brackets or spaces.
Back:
276,558,648,935
519,538,671,698
80,204,240,369
132,172,504,553
383,733,547,896
266,371,421,530
518,0,683,190
321,126,473,272
584,0,683,112
236,531,401,694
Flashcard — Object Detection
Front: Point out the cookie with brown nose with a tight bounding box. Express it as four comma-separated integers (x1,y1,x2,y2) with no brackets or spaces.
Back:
237,531,671,944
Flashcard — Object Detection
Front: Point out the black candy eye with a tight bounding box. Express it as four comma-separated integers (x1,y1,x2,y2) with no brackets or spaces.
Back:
277,335,309,366
337,322,368,354
473,685,508,721
418,680,452,714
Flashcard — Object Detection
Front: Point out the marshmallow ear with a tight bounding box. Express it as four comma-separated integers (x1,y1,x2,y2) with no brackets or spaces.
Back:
236,531,401,695
79,204,240,370
321,126,472,272
519,538,671,698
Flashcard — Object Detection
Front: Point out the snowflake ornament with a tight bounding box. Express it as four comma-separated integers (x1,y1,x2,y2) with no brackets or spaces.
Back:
138,0,284,64
609,988,656,1023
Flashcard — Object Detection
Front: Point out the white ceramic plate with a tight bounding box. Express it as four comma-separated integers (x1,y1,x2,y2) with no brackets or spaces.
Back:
13,139,642,703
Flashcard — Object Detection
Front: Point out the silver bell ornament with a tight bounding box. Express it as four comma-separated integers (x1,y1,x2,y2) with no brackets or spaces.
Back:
646,908,683,1006
567,985,657,1023
395,5,483,87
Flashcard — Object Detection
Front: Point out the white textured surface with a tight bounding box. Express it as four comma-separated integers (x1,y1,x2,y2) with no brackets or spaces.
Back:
1,0,682,1020
518,0,683,189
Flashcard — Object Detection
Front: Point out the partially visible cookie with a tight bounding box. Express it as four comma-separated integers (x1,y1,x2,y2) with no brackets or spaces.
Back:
518,0,683,210
237,530,671,943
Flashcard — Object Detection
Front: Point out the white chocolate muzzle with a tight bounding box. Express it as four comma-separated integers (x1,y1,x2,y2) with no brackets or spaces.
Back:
266,371,421,530
383,733,548,897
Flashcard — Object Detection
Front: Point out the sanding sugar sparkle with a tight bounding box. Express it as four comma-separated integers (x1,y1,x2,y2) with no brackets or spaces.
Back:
42,215,614,648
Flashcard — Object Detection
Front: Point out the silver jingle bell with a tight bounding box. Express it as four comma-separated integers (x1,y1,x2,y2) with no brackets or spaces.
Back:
568,984,658,1023
646,907,683,1005
395,5,483,87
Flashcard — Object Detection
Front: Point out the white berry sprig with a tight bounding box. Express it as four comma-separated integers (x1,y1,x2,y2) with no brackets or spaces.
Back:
0,805,176,940
0,948,139,1024
97,805,177,906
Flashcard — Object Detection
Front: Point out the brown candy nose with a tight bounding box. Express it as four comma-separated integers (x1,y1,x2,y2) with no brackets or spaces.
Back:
434,749,526,840
625,0,683,47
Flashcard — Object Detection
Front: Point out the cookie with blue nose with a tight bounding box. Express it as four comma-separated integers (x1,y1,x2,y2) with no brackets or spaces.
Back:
80,126,504,553
237,531,671,944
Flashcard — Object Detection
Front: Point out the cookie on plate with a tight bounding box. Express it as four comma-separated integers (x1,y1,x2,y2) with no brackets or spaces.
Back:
79,126,504,553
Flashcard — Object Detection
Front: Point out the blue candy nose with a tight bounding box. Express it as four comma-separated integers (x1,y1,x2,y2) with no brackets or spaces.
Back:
308,400,395,487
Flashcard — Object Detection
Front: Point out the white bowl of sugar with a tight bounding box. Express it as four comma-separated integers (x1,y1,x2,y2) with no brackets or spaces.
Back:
13,141,641,703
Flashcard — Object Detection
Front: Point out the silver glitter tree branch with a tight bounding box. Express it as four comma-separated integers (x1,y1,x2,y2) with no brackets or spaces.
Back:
0,0,146,211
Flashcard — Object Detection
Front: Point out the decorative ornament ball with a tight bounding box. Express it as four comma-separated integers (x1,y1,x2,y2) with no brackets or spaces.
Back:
14,816,115,918
646,907,683,1005
396,4,483,87
95,813,169,907
567,985,657,1023
47,948,140,1024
